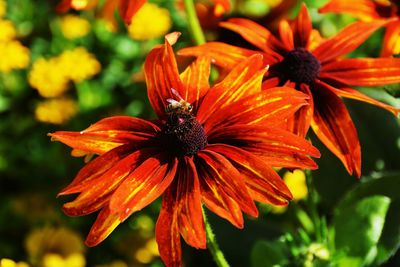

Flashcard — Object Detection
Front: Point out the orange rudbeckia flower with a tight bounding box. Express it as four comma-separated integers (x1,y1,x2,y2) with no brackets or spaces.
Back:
179,4,400,177
50,33,319,266
57,0,146,24
320,0,400,56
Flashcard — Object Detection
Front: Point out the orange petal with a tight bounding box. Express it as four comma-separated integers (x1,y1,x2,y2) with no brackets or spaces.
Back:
278,20,294,51
321,57,400,86
319,81,399,116
180,56,211,111
109,155,178,220
178,42,260,70
312,20,387,62
319,0,385,21
156,188,182,267
85,206,121,246
220,18,284,57
207,144,293,205
204,87,309,135
144,33,184,119
175,157,206,249
119,0,147,24
198,149,258,217
292,4,312,48
382,20,400,56
311,81,361,177
62,149,157,216
196,54,266,123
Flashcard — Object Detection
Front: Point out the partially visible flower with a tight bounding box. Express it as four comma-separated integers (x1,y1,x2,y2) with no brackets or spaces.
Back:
56,0,98,12
0,20,16,41
0,259,29,267
320,0,400,56
128,3,172,41
35,98,78,124
180,4,400,177
60,15,91,39
50,33,319,266
25,227,85,267
29,58,69,98
58,47,101,82
0,0,6,18
0,40,29,73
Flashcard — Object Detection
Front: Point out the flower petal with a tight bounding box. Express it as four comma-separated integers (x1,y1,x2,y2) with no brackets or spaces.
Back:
109,154,178,220
144,33,184,119
292,4,312,48
119,0,147,24
278,20,294,51
320,58,400,86
197,149,258,217
312,20,387,62
311,81,361,177
382,20,400,56
175,157,206,249
49,116,158,155
178,42,261,70
156,189,181,267
205,87,309,135
85,206,121,247
319,81,399,116
220,18,284,58
179,56,211,111
196,54,266,123
207,144,293,205
319,0,385,21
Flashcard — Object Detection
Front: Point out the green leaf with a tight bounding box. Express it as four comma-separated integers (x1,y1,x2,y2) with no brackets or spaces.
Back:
334,195,391,266
251,240,289,267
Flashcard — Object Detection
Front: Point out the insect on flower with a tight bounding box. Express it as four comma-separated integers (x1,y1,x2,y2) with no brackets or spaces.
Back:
165,88,193,114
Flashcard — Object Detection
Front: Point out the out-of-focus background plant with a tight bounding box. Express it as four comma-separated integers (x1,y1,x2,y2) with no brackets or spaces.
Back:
0,0,399,266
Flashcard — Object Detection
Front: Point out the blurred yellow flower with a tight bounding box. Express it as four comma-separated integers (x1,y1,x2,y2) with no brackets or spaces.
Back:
29,58,69,97
0,259,29,267
271,170,308,214
0,0,7,18
59,47,101,82
0,20,16,41
128,3,172,41
0,40,30,73
43,253,85,267
60,15,91,39
35,98,78,124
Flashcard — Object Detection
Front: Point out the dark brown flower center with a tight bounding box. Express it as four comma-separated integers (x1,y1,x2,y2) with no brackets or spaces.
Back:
160,112,207,156
280,47,321,85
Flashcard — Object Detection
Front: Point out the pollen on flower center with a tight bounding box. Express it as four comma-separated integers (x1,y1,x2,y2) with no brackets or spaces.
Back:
280,47,321,85
160,112,207,156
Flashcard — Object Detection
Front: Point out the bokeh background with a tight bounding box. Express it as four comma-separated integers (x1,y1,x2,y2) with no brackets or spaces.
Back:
0,0,399,266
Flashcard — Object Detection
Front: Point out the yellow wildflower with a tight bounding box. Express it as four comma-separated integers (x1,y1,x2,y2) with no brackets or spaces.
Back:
59,47,101,82
42,253,85,267
29,58,69,97
70,0,97,10
35,98,78,124
128,3,172,41
60,15,91,39
0,20,16,41
0,259,29,267
0,40,30,73
0,0,6,18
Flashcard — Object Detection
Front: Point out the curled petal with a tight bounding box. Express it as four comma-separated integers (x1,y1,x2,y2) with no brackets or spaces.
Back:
207,144,293,205
321,58,400,86
319,0,386,21
311,81,361,177
313,20,387,62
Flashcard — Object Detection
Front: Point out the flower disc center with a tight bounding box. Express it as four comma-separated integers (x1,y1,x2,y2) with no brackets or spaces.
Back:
160,112,207,156
280,47,321,85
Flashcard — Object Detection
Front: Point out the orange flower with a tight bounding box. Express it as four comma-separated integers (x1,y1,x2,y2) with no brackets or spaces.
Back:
319,0,400,56
57,0,146,24
50,33,319,266
179,4,400,177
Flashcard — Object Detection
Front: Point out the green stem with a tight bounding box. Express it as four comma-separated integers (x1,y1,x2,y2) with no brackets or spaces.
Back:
305,169,322,242
203,210,230,267
183,0,206,45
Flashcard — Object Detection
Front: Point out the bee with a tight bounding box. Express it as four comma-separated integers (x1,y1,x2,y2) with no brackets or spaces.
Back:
165,88,193,113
